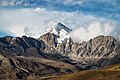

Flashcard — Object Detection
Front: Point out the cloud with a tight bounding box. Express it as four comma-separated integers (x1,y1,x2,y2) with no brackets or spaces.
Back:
0,7,119,42
0,0,119,22
0,0,36,7
69,20,120,43
34,8,46,13
0,8,85,37
55,0,85,5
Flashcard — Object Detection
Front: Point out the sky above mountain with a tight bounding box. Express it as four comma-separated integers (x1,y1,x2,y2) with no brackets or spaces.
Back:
0,0,120,42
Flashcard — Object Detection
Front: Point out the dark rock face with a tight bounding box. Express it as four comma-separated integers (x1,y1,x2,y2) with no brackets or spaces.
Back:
0,36,75,65
55,23,72,33
0,36,45,56
69,36,119,59
40,33,58,48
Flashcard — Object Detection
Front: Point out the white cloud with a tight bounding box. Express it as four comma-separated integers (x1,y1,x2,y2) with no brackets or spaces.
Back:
0,0,36,7
34,8,46,13
69,21,120,43
56,0,85,5
0,7,119,42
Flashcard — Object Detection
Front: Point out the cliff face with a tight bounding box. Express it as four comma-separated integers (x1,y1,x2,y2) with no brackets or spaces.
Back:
40,33,120,58
69,35,119,59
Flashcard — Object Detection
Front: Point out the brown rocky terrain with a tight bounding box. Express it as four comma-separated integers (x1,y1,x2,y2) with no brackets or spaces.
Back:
48,64,120,80
0,54,78,80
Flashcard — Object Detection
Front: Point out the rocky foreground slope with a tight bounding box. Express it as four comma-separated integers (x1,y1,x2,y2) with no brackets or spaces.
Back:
49,64,120,80
0,54,78,80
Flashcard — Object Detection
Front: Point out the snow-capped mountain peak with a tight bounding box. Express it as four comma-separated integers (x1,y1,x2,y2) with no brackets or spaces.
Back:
47,22,72,34
47,22,72,43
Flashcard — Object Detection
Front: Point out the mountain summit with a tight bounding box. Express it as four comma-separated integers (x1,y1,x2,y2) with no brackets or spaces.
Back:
46,22,72,43
47,22,72,34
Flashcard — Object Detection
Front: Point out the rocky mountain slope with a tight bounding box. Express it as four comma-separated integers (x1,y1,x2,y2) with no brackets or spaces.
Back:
0,54,77,80
0,36,76,64
40,23,120,69
0,22,120,79
49,64,120,80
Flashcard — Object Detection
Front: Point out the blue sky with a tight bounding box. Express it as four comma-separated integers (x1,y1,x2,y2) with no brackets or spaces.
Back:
0,0,120,41
0,0,119,21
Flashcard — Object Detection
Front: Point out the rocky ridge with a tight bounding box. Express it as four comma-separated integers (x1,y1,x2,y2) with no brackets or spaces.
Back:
0,22,120,79
40,23,120,68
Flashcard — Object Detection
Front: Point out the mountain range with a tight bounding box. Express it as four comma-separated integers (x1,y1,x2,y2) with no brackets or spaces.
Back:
0,23,120,80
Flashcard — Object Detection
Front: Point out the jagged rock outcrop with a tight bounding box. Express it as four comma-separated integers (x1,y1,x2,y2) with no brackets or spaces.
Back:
69,35,120,59
40,33,58,48
40,32,120,61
